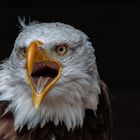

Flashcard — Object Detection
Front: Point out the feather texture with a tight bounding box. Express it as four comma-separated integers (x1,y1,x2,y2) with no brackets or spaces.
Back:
0,80,112,140
0,21,112,140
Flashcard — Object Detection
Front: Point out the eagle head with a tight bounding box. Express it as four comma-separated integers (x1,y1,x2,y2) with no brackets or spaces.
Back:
0,21,100,131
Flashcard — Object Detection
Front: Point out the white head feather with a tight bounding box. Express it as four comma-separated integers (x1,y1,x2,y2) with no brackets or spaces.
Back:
0,21,100,131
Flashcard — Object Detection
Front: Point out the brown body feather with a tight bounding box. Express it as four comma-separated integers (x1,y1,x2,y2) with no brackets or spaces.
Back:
0,80,112,140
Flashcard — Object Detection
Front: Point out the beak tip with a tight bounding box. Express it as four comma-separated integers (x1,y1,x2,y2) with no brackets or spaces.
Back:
34,105,39,109
32,96,42,109
33,102,40,109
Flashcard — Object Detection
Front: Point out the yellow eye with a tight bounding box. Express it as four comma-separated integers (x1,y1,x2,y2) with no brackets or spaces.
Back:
56,45,68,55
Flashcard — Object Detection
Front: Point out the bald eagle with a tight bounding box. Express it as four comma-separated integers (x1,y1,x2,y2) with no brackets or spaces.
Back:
0,20,112,140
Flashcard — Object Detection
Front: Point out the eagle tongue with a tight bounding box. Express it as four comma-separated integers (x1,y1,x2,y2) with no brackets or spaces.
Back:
36,76,50,94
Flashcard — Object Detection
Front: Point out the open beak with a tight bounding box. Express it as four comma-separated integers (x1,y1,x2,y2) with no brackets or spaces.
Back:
26,41,62,109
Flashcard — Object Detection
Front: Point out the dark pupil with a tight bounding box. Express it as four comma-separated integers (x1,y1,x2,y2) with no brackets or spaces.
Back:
59,47,64,52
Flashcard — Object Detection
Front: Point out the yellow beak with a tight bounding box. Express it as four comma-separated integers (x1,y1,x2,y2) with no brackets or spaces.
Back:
26,41,62,109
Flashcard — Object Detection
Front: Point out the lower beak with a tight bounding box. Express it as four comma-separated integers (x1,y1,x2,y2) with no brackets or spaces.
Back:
26,41,62,109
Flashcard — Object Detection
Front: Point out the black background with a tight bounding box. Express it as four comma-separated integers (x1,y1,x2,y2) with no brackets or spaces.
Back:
0,1,140,139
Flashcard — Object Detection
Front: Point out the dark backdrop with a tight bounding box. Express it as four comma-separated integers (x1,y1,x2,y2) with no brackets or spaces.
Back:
0,1,140,140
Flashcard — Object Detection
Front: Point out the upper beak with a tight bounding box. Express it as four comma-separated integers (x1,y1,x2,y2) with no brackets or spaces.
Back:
26,41,62,109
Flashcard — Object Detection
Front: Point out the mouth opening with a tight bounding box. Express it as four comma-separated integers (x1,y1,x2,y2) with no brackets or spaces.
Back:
30,61,59,94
